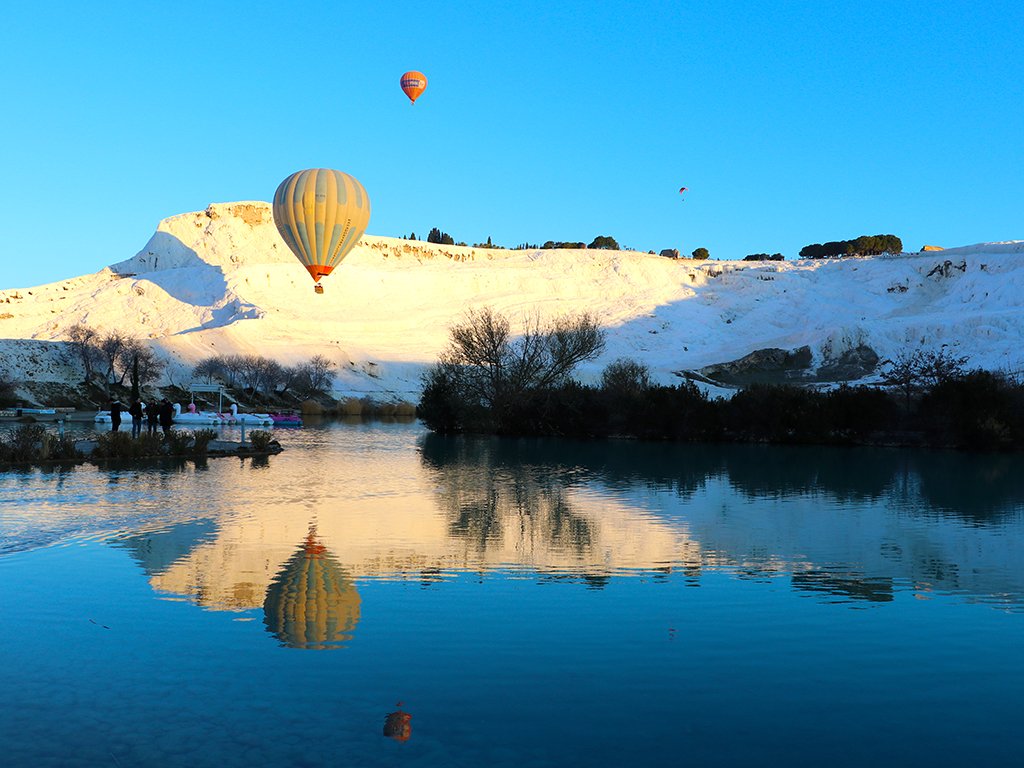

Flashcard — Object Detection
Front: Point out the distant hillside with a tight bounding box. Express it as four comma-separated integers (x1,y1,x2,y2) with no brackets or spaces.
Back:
0,201,1022,404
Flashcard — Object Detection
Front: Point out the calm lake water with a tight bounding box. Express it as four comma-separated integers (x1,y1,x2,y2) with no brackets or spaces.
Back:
1,420,1023,767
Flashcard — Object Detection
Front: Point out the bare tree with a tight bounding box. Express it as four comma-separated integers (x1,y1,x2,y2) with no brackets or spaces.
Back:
880,348,968,408
238,355,283,397
262,359,284,395
306,354,337,394
445,306,513,407
918,348,968,387
220,355,246,387
193,356,225,383
286,355,339,398
132,346,166,389
67,324,102,383
98,331,130,384
277,364,302,396
115,338,143,385
439,307,605,409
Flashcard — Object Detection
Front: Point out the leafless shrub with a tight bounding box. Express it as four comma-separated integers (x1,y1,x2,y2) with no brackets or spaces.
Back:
435,306,605,411
880,348,969,407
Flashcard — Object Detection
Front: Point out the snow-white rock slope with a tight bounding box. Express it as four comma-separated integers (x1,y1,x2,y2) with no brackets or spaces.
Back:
0,201,1021,399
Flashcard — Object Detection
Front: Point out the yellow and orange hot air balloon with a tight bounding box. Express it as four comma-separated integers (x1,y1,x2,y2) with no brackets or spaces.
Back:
263,526,362,649
272,169,371,294
400,71,427,104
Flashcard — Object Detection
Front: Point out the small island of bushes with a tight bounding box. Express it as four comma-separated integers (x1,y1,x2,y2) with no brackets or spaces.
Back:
0,425,280,469
417,308,1024,451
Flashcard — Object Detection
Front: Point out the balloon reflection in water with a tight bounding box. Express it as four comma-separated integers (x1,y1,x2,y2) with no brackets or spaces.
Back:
262,527,361,649
383,704,412,742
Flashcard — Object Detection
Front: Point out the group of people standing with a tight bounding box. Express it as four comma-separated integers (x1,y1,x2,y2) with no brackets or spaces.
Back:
107,398,175,436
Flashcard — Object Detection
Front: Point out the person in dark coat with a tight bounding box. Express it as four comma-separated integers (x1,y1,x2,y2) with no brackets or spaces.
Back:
158,398,174,436
145,400,159,435
128,398,144,438
109,399,123,433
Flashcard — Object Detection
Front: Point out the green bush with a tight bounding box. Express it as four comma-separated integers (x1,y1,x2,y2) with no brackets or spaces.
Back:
418,364,483,433
92,431,165,459
800,234,902,259
249,430,274,450
721,384,824,443
2,424,47,462
917,371,1024,450
589,235,619,250
191,428,218,455
822,385,899,441
600,358,652,396
427,227,455,245
0,427,79,464
542,240,587,249
36,432,81,461
93,431,142,459
163,429,194,456
134,433,165,456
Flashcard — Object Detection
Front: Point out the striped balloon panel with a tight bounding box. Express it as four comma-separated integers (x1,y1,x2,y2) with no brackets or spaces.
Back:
272,169,371,280
263,543,361,650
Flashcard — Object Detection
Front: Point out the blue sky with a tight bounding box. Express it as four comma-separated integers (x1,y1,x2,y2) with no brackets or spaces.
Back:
1,0,1021,288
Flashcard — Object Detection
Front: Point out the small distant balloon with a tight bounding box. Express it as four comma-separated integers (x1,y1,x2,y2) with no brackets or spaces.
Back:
400,71,427,104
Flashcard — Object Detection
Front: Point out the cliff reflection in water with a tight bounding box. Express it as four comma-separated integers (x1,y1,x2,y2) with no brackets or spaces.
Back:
114,432,1024,637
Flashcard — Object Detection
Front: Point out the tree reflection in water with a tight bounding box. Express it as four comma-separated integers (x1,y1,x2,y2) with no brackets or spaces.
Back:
420,433,1024,605
421,433,1024,525
422,435,596,561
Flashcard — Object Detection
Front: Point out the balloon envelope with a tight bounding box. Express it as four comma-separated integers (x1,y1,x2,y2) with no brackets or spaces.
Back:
383,710,412,742
400,71,427,104
263,529,361,649
272,169,371,287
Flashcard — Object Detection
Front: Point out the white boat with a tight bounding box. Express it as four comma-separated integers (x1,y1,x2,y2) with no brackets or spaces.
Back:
171,402,274,426
2,407,71,421
94,402,273,427
172,403,229,425
223,403,273,426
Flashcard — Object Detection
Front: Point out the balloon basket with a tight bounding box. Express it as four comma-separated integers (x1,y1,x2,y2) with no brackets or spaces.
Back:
314,283,324,295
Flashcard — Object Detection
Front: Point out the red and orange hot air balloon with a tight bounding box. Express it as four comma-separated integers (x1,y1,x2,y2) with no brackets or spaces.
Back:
384,705,412,742
400,71,427,104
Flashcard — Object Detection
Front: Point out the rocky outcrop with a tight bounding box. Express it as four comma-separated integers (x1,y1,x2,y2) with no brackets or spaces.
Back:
816,344,879,381
698,342,880,385
926,260,967,279
699,346,813,384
